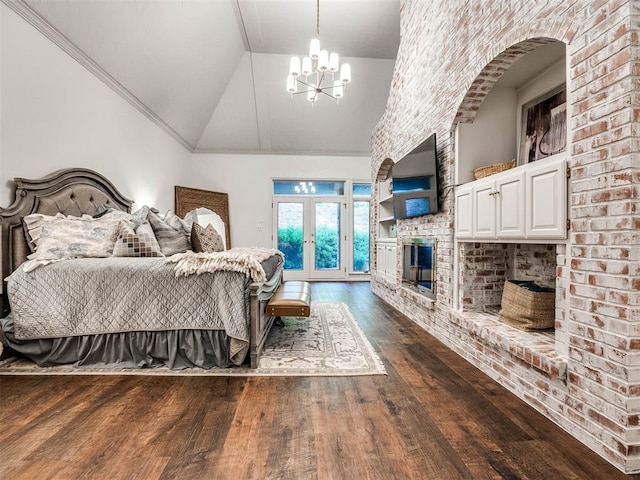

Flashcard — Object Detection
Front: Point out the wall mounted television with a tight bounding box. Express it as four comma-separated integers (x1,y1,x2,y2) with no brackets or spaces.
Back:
392,133,439,219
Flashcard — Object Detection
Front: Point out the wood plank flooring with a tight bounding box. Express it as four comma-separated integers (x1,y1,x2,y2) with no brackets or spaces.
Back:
0,282,636,479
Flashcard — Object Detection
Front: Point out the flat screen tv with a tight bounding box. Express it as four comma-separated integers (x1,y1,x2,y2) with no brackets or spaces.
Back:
392,133,439,219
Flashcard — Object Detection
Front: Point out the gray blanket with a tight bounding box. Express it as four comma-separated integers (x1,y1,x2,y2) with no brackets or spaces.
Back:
7,257,257,363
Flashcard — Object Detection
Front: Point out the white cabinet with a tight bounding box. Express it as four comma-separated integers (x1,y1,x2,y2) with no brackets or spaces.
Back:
525,158,568,238
455,154,566,241
376,240,397,279
455,187,473,237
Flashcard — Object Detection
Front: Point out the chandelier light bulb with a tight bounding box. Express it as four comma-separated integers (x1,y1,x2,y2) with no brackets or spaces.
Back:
329,53,339,73
340,63,351,84
333,80,344,98
287,74,297,93
317,50,329,71
289,57,301,77
309,38,320,59
301,56,313,77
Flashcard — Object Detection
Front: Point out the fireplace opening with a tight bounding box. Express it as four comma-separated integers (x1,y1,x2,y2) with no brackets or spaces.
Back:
402,238,437,300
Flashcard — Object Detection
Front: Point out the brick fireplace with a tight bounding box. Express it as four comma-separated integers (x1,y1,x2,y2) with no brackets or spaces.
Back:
371,0,639,474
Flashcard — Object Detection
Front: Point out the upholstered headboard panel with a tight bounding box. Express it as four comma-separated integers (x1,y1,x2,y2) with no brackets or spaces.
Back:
0,168,133,297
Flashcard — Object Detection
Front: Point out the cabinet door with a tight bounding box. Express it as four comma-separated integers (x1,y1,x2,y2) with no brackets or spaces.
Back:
376,243,386,275
526,157,567,238
385,245,397,279
455,185,473,238
473,181,496,238
496,171,525,238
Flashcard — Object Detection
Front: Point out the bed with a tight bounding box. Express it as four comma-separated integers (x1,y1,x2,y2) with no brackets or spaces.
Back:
0,168,283,369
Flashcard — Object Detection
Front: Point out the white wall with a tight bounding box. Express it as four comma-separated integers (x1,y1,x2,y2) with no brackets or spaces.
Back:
0,3,191,211
191,154,371,248
457,86,518,184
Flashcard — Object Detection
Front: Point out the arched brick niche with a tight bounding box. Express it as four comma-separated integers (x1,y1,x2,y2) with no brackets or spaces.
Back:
375,157,394,183
454,38,559,125
452,38,569,325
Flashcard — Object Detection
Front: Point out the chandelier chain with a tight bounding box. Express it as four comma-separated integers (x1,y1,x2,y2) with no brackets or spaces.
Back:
316,0,320,37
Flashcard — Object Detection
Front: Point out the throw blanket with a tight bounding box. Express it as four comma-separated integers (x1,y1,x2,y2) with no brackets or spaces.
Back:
169,247,283,283
6,256,281,364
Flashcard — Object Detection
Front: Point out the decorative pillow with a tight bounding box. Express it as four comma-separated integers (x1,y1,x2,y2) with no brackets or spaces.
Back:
191,223,225,253
112,222,163,257
22,213,53,248
25,213,122,262
186,208,227,250
147,210,191,256
97,205,150,231
164,210,192,234
93,204,114,218
22,220,37,253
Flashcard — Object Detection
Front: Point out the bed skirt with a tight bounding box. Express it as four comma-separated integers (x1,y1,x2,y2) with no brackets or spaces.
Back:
0,315,232,369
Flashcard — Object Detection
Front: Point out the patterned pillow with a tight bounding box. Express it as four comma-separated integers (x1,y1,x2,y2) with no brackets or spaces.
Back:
164,210,193,234
112,222,164,257
97,205,150,230
22,220,37,253
24,213,122,261
191,223,225,253
147,210,191,256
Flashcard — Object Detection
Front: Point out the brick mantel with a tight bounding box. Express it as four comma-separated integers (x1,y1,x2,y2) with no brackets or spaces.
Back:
371,0,640,473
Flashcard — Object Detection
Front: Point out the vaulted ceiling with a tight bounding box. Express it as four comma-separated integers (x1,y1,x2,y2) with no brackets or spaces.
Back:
19,0,401,155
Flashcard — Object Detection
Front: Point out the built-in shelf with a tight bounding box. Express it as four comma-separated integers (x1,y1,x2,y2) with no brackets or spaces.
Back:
378,176,396,239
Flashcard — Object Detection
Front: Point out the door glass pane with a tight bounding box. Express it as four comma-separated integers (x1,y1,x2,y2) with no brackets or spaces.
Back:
277,202,304,270
353,200,370,272
315,202,340,270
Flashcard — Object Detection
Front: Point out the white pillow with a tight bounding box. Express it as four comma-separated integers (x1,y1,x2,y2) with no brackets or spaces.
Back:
25,212,122,262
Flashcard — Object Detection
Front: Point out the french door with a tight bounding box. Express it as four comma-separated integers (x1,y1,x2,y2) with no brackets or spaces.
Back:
273,196,345,280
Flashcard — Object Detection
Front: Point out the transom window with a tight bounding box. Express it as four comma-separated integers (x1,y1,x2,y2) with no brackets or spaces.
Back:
273,180,345,196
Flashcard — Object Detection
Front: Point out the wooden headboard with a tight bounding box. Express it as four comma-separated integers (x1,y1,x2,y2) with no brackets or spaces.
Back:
174,185,231,249
0,168,133,303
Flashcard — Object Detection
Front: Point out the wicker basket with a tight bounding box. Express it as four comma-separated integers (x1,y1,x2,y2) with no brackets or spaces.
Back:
473,159,516,180
498,280,555,331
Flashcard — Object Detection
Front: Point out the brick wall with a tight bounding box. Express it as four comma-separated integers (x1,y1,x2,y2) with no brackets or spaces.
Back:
371,0,640,473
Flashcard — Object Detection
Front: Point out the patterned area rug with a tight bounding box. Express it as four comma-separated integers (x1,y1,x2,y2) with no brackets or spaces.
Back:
0,302,386,377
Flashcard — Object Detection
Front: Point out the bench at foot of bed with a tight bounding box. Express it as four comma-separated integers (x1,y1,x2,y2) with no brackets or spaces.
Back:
266,281,311,318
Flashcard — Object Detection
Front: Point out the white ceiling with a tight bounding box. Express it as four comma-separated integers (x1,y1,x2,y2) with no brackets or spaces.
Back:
21,0,401,155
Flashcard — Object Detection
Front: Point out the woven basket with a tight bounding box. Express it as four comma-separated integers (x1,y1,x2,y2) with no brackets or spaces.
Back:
498,280,555,331
473,159,516,180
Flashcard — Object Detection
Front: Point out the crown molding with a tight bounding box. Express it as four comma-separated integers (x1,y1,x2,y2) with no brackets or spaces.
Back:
2,0,195,152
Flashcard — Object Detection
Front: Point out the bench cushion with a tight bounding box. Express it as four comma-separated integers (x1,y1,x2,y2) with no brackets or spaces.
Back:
266,281,311,317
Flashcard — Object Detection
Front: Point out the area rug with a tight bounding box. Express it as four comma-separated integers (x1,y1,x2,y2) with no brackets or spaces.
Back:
0,302,386,377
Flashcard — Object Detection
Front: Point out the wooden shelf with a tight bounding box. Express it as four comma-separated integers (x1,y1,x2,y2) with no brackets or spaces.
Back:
379,194,393,204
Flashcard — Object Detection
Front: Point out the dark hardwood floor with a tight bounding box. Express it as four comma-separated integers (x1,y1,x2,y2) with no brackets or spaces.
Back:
0,282,636,479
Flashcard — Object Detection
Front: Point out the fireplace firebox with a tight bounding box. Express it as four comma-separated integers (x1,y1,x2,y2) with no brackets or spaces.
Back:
402,238,437,299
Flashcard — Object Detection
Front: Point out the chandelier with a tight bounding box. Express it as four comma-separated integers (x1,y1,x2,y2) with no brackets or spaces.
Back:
286,0,351,104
